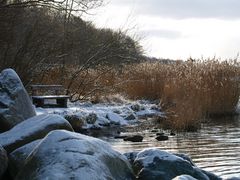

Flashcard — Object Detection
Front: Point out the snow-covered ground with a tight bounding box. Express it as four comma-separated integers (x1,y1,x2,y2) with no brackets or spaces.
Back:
36,98,165,129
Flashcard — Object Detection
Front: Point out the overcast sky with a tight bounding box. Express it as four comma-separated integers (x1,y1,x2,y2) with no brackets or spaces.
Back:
87,0,240,60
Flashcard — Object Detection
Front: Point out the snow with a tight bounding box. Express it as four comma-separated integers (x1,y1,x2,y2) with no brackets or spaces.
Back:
16,130,134,180
35,98,165,129
106,112,127,125
135,148,183,167
0,114,73,152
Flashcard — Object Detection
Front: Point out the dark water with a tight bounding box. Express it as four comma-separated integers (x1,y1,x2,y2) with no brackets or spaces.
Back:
102,116,240,179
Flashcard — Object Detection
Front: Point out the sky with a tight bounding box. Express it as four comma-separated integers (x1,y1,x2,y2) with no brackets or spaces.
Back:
86,0,240,60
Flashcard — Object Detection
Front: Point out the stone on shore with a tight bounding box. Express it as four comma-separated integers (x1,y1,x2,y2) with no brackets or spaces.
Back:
132,148,216,180
0,68,36,132
0,114,73,153
15,130,134,180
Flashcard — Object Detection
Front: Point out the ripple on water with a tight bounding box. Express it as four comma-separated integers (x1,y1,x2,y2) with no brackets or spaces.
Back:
105,116,240,179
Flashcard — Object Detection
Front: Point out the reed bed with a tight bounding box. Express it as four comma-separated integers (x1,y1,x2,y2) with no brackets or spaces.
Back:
119,59,240,131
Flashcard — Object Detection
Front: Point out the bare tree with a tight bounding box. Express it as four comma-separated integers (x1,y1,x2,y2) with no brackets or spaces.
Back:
0,0,103,13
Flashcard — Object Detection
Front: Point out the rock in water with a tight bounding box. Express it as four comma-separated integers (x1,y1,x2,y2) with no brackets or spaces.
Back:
0,145,8,178
0,68,36,132
0,114,73,153
155,135,169,141
133,148,217,180
124,135,144,142
172,175,198,180
15,130,134,180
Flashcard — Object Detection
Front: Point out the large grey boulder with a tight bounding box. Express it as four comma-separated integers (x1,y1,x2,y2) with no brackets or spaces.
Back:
0,114,73,153
132,148,219,180
0,68,36,132
0,145,8,178
9,140,42,177
16,130,134,180
173,175,198,180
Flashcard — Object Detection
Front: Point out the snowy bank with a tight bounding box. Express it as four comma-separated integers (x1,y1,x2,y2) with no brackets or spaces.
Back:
35,99,165,130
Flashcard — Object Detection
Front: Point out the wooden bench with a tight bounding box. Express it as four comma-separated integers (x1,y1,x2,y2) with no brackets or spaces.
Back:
30,85,70,108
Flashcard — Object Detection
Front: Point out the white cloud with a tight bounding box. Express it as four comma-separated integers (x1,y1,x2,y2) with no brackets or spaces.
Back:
86,0,240,60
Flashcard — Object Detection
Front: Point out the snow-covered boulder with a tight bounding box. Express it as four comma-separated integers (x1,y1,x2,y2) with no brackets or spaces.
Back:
64,114,85,131
0,145,8,178
96,116,110,126
0,114,73,153
9,140,42,177
15,130,134,180
106,112,127,125
0,68,36,132
86,113,97,124
173,175,198,180
132,148,218,180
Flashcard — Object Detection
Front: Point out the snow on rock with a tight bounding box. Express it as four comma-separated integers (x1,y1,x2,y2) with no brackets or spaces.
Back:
106,112,127,125
132,148,215,180
9,140,42,178
64,114,85,131
0,114,73,153
173,175,198,180
35,99,164,129
15,130,134,180
96,116,110,126
0,68,36,132
0,145,8,178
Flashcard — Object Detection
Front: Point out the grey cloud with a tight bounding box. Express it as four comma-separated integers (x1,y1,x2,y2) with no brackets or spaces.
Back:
140,29,182,39
111,0,240,19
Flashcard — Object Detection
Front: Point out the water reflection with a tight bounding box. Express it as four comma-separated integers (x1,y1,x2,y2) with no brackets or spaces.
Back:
103,116,240,178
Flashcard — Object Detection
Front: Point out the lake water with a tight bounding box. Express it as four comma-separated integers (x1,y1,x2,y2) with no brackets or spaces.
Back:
101,116,240,179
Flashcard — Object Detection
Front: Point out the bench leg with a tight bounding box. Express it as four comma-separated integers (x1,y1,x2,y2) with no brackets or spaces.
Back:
56,99,68,108
33,99,44,107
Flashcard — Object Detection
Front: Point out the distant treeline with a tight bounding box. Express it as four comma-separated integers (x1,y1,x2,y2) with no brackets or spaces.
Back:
0,3,143,84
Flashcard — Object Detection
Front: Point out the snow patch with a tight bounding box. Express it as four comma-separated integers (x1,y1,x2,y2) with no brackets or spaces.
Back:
35,98,164,129
135,148,182,167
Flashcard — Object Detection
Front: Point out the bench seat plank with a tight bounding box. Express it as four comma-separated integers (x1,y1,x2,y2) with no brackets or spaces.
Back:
32,95,70,99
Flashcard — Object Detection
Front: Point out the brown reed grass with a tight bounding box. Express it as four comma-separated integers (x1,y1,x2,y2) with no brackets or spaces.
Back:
119,59,240,131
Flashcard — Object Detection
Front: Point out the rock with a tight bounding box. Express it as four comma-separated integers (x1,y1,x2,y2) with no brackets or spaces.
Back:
106,112,126,125
124,151,138,166
64,114,85,131
9,140,42,177
170,132,176,136
124,135,144,142
172,175,198,180
174,153,195,166
15,130,134,180
0,114,73,153
96,116,110,126
113,109,121,114
174,154,221,180
0,68,36,132
130,103,141,112
151,129,159,133
86,113,97,124
156,132,165,136
133,148,213,180
0,145,8,178
114,135,128,139
125,114,137,121
156,135,169,141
